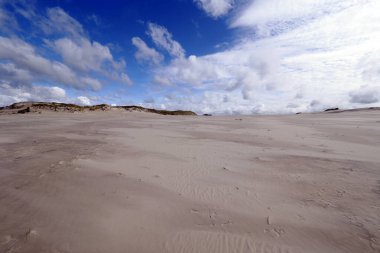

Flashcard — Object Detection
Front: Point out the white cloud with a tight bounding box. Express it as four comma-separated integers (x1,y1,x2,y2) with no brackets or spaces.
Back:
35,86,67,100
77,96,92,106
0,82,100,108
79,77,102,91
153,46,284,92
145,89,284,115
153,75,172,86
41,7,84,37
131,37,164,65
0,82,67,106
51,37,131,85
0,36,102,90
194,0,234,18
148,0,380,114
0,62,33,86
0,3,132,94
2,0,380,114
147,22,185,58
231,0,357,32
53,38,113,72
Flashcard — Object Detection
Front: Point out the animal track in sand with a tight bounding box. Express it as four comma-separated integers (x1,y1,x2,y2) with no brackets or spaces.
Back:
1,229,38,253
302,198,337,209
190,208,233,228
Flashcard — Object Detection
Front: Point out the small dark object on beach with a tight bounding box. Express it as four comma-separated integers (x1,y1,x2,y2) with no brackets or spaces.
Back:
325,108,339,112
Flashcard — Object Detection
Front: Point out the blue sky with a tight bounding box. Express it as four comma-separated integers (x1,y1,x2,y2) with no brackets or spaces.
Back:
1,0,380,114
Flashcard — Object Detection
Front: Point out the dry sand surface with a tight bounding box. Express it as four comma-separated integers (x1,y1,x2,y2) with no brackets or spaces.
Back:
0,110,380,253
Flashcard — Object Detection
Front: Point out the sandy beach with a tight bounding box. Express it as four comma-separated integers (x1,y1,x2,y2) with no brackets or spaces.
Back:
0,110,379,253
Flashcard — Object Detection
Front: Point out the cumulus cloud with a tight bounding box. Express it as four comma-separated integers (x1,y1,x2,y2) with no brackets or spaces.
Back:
52,38,113,72
0,62,33,86
2,0,380,114
0,3,132,106
153,44,285,94
0,36,102,90
194,0,234,18
131,37,164,65
153,75,172,86
0,82,67,106
35,86,67,100
144,89,283,115
79,77,102,91
147,0,380,114
0,82,98,107
77,96,92,106
147,22,185,58
45,9,131,85
51,37,131,85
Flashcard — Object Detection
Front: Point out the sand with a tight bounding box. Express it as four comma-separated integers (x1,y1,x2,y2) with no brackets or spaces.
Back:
0,110,379,253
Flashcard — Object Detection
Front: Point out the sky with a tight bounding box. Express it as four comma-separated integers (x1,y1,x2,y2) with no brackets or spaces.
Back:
0,0,380,115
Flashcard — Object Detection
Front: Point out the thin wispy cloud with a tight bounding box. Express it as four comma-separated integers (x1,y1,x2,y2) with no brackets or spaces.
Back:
146,22,185,59
132,37,164,65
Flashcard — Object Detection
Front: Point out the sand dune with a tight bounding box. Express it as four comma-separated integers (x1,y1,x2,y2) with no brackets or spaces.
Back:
0,110,379,253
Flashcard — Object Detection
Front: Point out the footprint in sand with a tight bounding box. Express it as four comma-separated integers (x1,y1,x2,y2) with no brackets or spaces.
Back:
264,226,286,238
267,216,271,225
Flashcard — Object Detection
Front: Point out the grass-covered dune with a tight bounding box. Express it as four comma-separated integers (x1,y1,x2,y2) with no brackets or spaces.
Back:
0,102,197,116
